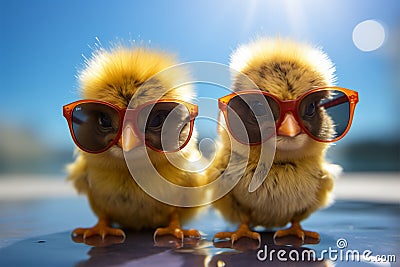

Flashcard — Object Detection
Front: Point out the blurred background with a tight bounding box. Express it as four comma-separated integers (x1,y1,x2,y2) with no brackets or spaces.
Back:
0,0,399,175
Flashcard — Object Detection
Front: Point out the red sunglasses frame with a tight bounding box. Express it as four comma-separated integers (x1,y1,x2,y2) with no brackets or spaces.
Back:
63,99,199,153
218,86,359,145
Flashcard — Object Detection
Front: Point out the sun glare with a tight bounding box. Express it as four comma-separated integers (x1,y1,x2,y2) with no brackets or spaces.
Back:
352,19,386,52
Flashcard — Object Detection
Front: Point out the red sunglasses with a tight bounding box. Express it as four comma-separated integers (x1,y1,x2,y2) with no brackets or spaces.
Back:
218,87,359,145
63,99,198,153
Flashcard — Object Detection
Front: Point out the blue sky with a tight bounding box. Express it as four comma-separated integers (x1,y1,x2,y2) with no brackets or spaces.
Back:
0,0,399,151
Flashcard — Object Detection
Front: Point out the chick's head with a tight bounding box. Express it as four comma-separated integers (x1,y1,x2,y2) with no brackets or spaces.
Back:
78,46,196,168
230,38,336,163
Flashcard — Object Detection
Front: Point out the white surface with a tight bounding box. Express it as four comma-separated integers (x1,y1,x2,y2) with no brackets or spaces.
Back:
333,172,400,203
0,175,76,201
0,173,399,203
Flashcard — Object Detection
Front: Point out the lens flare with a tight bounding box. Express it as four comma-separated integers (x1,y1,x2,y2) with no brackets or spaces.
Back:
353,20,385,52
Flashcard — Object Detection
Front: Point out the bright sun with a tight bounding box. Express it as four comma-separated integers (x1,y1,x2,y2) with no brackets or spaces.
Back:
352,19,386,52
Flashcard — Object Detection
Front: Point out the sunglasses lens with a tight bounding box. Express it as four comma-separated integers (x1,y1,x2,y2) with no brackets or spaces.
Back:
300,90,350,141
138,102,192,151
71,103,120,152
226,94,275,144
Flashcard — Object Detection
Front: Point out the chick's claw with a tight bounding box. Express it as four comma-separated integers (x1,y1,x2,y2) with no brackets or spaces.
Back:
71,217,126,243
153,226,201,242
154,226,183,242
273,221,320,242
182,229,201,238
72,226,126,241
213,223,261,245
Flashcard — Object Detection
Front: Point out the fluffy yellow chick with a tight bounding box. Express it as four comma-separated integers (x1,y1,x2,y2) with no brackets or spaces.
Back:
212,38,354,244
65,46,204,243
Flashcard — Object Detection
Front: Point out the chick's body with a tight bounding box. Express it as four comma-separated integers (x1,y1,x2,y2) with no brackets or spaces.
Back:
212,38,339,243
216,158,333,229
67,47,203,241
68,153,178,231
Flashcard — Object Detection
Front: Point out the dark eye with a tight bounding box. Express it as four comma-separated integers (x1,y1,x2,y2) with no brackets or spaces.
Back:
251,101,267,117
147,111,167,130
98,112,112,129
304,102,316,117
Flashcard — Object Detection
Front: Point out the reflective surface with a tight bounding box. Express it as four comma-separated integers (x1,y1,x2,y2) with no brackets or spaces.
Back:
0,199,399,267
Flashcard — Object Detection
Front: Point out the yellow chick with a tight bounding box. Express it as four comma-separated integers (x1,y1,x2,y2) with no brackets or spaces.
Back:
211,38,358,244
64,46,204,243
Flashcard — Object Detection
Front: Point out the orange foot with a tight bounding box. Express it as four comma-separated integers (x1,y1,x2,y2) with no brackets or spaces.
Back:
72,218,126,241
273,221,320,242
154,226,200,242
153,212,200,242
213,223,261,245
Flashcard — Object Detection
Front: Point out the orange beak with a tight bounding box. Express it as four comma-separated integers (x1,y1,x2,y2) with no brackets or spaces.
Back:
118,125,141,152
277,113,302,137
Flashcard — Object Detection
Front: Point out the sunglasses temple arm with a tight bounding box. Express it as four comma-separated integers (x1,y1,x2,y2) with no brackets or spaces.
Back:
319,95,348,109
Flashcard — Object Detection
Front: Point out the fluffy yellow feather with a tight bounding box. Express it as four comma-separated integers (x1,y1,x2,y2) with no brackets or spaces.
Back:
67,46,204,244
211,38,340,245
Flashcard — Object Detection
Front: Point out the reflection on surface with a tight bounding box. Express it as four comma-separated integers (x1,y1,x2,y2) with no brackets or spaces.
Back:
0,201,399,267
0,231,329,267
72,233,126,247
80,231,335,266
